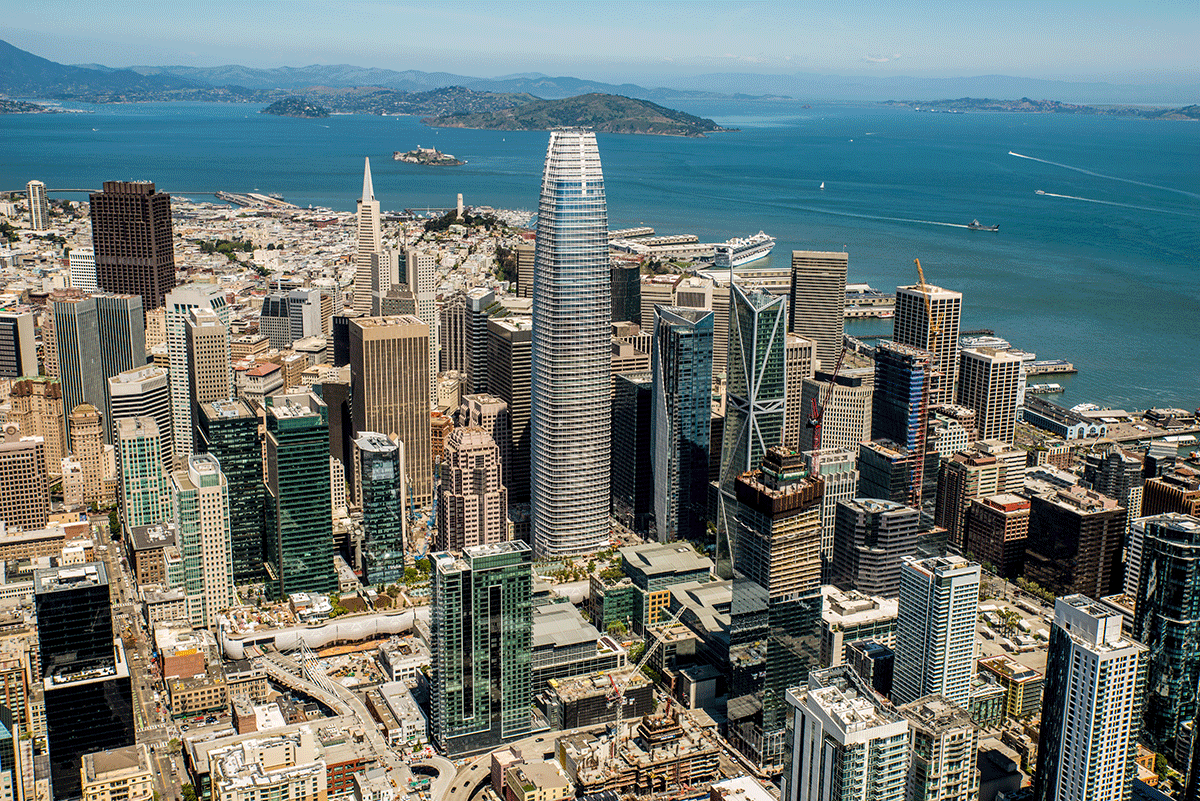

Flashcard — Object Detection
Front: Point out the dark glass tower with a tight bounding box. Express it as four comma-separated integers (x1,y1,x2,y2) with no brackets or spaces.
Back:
196,398,264,583
353,432,406,586
264,391,336,597
651,306,714,545
89,181,176,310
611,372,654,536
871,341,932,510
35,563,134,800
611,263,642,325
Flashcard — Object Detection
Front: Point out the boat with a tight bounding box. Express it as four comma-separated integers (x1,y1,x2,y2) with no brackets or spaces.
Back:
713,231,776,269
967,219,999,231
820,182,825,190
1035,190,1045,195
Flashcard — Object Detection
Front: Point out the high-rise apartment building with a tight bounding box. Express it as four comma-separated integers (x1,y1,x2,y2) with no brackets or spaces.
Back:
438,428,507,552
26,180,50,231
352,432,406,585
893,555,980,708
965,493,1030,579
651,307,713,544
872,341,933,508
0,425,49,531
797,365,874,453
896,696,979,801
530,130,611,559
264,391,336,597
405,247,439,404
350,316,433,506
611,372,654,537
171,454,232,630
788,250,847,371
89,181,175,309
0,309,36,379
35,563,134,800
115,417,172,529
1129,513,1200,754
718,285,788,576
166,284,230,459
488,316,533,503
196,399,264,584
1034,596,1146,801
782,333,815,450
831,498,919,597
1024,485,1126,599
68,247,97,292
804,448,859,581
956,347,1023,444
9,377,66,478
431,541,533,756
108,365,172,469
353,158,383,314
893,283,962,406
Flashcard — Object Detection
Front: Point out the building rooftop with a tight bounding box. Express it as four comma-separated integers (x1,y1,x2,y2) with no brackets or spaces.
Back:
128,523,177,552
533,603,602,651
81,743,150,784
34,561,107,595
353,431,398,454
896,695,976,733
201,398,255,420
822,586,898,625
978,654,1042,683
619,542,713,578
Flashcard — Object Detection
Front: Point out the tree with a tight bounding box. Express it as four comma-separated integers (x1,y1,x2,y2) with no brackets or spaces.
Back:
607,621,628,637
182,784,198,801
168,738,181,755
108,508,119,537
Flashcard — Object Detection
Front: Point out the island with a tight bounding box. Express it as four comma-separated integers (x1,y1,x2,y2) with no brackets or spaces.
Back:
261,97,330,118
883,97,1200,120
423,92,732,137
394,147,465,166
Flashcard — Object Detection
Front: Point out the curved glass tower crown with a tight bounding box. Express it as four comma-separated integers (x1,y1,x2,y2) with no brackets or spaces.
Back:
530,130,611,558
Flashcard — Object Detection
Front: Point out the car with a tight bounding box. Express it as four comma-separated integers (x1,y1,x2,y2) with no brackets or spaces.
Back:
181,725,189,731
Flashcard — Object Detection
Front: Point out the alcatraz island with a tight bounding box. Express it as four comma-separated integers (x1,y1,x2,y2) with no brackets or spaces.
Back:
393,146,465,166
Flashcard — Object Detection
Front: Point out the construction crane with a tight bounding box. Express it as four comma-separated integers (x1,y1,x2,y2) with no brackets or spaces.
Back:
806,345,848,451
913,257,941,341
607,603,688,756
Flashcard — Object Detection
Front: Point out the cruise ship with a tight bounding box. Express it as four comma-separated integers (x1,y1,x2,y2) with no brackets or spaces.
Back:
713,231,776,268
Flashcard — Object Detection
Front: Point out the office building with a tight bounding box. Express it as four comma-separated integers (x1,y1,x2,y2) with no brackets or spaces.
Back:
0,425,49,531
171,454,233,630
196,399,264,584
69,404,115,507
258,293,292,350
186,307,232,435
79,744,155,801
782,333,815,450
96,294,146,386
166,284,230,459
515,242,535,299
896,696,979,801
1034,596,1146,801
977,655,1044,721
956,347,1023,444
805,448,860,581
966,494,1030,579
440,291,469,376
405,247,439,404
857,439,919,507
893,282,961,406
68,247,97,292
35,563,135,800
787,250,847,371
872,341,933,508
431,541,533,756
1024,485,1126,599
350,316,433,507
612,372,654,536
934,441,1026,552
1130,514,1200,752
783,666,909,801
52,297,105,427
530,130,612,559
26,179,50,231
115,417,171,529
107,365,172,469
462,288,498,394
1083,443,1145,521
831,498,919,597
892,556,980,707
353,432,406,585
353,158,383,314
9,377,67,477
718,285,788,576
264,391,336,597
0,309,36,379
89,180,175,309
461,394,511,490
797,365,874,453
651,307,713,543
611,262,641,325
846,641,895,699
820,586,898,668
437,427,506,552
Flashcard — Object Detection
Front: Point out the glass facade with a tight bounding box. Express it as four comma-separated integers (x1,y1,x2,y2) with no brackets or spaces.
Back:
872,341,932,510
530,130,612,558
354,432,406,586
651,307,714,545
197,399,265,583
612,372,654,536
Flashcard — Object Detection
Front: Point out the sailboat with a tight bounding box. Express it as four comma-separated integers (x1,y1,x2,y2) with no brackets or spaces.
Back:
820,182,825,190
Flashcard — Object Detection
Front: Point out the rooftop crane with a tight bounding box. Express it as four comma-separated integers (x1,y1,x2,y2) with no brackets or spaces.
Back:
914,257,941,340
606,603,688,756
806,345,848,451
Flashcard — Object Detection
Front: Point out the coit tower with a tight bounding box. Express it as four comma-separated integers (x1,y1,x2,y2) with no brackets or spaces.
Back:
530,130,611,558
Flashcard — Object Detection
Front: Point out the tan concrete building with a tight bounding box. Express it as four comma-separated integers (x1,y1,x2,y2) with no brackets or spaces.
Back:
788,250,847,371
783,333,816,450
8,377,66,477
0,423,49,530
187,307,233,410
893,283,962,406
957,347,1023,444
69,403,115,506
80,743,155,801
208,726,328,801
437,427,507,552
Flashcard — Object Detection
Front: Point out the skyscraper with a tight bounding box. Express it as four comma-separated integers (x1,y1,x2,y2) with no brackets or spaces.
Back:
896,696,979,801
0,309,36,379
872,341,933,509
788,250,847,370
832,498,919,597
797,364,874,453
956,347,1023,444
405,247,439,404
115,417,171,529
1024,485,1126,599
965,494,1030,579
893,283,962,407
107,365,172,469
68,247,96,292
0,425,49,531
52,297,104,428
718,285,788,576
892,555,980,708
69,404,114,507
611,263,642,325
488,318,532,502
166,284,230,459
171,453,233,630
651,306,714,544
1083,443,1145,522
196,399,264,584
529,130,611,559
9,377,66,477
353,158,383,314
186,307,232,433
89,180,176,309
611,372,654,537
462,394,512,486
782,333,815,450
804,447,859,581
96,294,146,381
1034,596,1146,801
431,541,533,756
349,316,433,506
264,391,336,597
352,432,406,585
26,180,49,231
437,428,507,552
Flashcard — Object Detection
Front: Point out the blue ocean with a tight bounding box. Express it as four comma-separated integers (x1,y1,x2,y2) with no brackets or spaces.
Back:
2,99,1197,409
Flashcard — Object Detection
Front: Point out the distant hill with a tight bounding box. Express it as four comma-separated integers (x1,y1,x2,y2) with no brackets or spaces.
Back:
0,38,199,100
281,86,536,116
424,93,730,137
883,97,1200,119
261,97,329,118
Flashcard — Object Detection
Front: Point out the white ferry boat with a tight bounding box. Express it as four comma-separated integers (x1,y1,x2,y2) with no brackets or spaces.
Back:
713,231,776,269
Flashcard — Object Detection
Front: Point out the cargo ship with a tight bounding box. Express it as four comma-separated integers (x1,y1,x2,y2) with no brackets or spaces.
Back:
713,231,776,268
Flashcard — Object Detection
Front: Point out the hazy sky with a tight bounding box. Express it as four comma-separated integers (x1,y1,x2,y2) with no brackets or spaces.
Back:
6,0,1198,83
